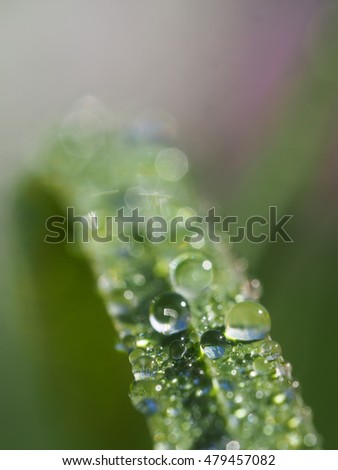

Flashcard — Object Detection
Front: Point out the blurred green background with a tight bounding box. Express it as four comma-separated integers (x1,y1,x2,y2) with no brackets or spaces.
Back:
1,0,338,449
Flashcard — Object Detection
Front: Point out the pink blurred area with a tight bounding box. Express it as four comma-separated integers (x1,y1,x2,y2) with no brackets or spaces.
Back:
0,0,333,186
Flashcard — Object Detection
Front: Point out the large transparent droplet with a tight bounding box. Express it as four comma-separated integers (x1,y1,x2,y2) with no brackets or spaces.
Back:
149,292,190,335
201,330,227,359
170,253,213,298
225,301,271,342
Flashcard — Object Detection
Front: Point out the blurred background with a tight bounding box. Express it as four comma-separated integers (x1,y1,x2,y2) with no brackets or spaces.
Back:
1,0,338,449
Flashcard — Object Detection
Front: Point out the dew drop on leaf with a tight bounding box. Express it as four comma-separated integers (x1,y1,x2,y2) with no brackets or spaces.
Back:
226,440,240,450
132,355,156,381
129,380,159,415
304,433,317,447
106,288,135,319
259,339,282,361
189,331,200,344
129,348,146,365
225,301,271,342
116,334,136,353
273,393,286,405
121,334,136,351
219,380,233,392
253,357,274,375
149,292,190,335
170,253,213,298
169,340,187,360
201,329,227,359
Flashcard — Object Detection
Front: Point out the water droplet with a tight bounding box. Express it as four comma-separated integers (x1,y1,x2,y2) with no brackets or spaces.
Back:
201,330,227,359
288,417,301,429
225,301,271,341
234,394,243,404
59,111,105,158
195,386,209,397
133,273,146,286
189,331,200,344
97,274,113,294
273,393,286,405
288,432,302,448
149,292,190,335
129,380,158,415
135,335,152,349
226,440,240,450
304,433,317,447
170,253,213,298
155,148,188,181
253,357,274,375
132,355,156,381
234,408,248,419
247,413,258,424
106,288,135,318
169,340,187,360
117,334,135,353
166,407,178,417
129,348,146,365
263,425,274,436
219,380,233,392
259,340,281,361
284,362,292,379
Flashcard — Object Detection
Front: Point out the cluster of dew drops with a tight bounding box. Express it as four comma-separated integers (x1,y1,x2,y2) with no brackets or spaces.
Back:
104,251,318,450
59,102,318,449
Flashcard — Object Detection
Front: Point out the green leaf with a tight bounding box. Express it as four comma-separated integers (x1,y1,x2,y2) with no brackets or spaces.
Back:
31,126,320,450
